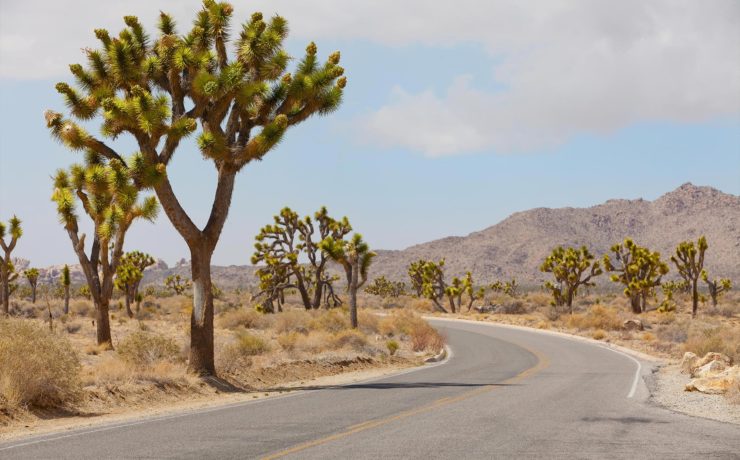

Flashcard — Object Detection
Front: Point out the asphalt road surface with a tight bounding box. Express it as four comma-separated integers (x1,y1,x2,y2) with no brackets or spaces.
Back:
2,318,739,459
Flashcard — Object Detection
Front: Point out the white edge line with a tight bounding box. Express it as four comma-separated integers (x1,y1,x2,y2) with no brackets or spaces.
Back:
0,345,454,452
425,316,644,399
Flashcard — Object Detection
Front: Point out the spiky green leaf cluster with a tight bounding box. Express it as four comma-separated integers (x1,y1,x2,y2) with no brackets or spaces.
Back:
365,276,407,298
540,245,602,308
604,238,669,311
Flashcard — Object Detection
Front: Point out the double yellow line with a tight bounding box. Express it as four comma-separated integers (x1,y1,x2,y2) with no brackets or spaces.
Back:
263,345,550,459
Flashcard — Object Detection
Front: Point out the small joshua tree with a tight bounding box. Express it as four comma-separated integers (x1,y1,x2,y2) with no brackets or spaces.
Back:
23,268,40,304
0,216,22,314
252,207,350,310
0,259,20,308
409,259,451,313
115,251,155,317
670,236,707,318
320,234,375,328
490,278,519,298
658,281,681,313
701,271,731,308
540,246,602,313
61,264,71,314
604,238,669,314
165,274,192,295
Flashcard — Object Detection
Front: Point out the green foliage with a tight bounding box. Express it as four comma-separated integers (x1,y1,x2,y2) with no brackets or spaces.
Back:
365,276,407,298
0,215,23,312
604,238,669,313
252,206,350,311
702,270,732,307
61,265,71,287
386,339,399,356
164,275,191,295
78,284,92,300
540,246,602,311
658,281,681,313
490,278,519,297
23,268,39,284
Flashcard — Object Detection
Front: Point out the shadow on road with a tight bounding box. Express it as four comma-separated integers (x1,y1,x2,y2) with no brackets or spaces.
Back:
581,416,669,425
260,381,518,392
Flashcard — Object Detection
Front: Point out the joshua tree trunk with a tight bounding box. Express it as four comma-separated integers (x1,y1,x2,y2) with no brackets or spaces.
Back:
124,286,134,318
1,274,8,315
691,281,699,318
31,283,37,304
63,286,70,315
190,246,215,374
94,299,113,347
566,288,575,314
629,295,642,314
349,259,359,329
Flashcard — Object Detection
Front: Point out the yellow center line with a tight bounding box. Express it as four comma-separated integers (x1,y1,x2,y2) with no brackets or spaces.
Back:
262,345,550,460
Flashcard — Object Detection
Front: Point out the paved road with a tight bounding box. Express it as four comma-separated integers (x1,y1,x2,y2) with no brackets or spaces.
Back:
2,319,739,459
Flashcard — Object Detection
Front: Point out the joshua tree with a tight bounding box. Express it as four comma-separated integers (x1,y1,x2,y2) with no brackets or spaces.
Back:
252,207,350,310
604,238,669,314
0,216,22,314
23,268,40,304
254,263,290,313
320,234,375,328
365,276,407,298
701,272,731,308
407,259,450,313
47,1,347,374
49,156,157,348
115,251,155,317
540,246,602,313
61,265,71,314
670,237,707,317
490,278,519,298
658,280,680,313
407,260,426,297
165,274,192,295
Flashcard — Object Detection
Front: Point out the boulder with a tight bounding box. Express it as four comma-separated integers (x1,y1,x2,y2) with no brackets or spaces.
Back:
680,352,698,374
685,366,739,394
692,359,727,378
694,352,732,368
474,304,498,313
623,319,644,331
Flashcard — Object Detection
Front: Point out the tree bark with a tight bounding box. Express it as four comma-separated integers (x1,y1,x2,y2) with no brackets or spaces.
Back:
691,280,698,318
95,299,113,349
189,246,215,375
349,259,359,329
63,286,70,314
124,286,134,318
31,283,37,303
630,295,642,314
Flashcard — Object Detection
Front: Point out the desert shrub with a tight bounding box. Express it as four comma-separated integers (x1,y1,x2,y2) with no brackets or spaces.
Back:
641,332,656,341
378,310,444,352
0,319,81,408
499,301,527,315
386,340,399,356
566,305,622,331
293,331,334,353
684,325,740,363
309,309,350,333
544,306,561,322
65,322,82,334
526,292,551,308
274,310,312,334
592,330,606,340
655,322,689,343
357,310,380,334
117,331,180,367
232,331,270,356
277,332,300,351
218,308,269,330
411,327,445,352
331,329,370,351
408,298,435,313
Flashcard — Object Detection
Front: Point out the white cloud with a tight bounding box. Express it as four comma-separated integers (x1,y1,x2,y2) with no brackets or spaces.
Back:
2,0,738,155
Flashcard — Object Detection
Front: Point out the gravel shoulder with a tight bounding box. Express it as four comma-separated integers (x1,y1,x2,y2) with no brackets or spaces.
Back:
647,363,739,425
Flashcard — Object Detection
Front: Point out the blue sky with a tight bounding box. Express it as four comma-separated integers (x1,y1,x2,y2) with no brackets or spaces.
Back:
1,1,739,267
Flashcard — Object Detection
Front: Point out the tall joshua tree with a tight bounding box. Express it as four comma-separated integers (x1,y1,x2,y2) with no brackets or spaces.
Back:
0,216,22,314
670,236,707,318
540,246,602,313
23,268,40,304
320,234,375,329
49,159,158,348
48,1,347,374
61,264,71,314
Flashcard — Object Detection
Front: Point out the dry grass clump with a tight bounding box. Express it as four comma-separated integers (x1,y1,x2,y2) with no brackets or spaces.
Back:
684,324,740,363
0,318,81,409
274,310,312,334
232,331,271,356
655,321,689,344
591,329,606,340
117,331,181,367
83,356,194,387
379,310,445,352
408,298,435,312
331,329,369,352
218,308,270,330
309,309,350,333
566,305,622,331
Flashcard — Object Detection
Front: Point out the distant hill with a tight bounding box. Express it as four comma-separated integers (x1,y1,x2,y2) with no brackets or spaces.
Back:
371,183,740,285
29,183,739,290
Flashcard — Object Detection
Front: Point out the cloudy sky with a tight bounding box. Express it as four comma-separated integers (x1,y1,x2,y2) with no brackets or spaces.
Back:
1,0,739,266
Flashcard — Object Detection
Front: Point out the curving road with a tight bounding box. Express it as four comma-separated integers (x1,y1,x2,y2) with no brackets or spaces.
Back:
1,319,739,459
